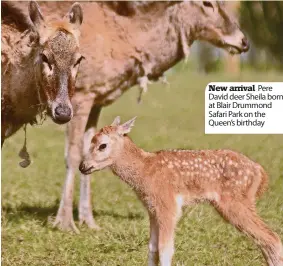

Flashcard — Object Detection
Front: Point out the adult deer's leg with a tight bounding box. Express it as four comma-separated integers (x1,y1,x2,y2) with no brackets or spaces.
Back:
148,214,159,266
1,137,4,148
214,199,283,266
1,121,7,148
78,105,101,229
53,92,95,233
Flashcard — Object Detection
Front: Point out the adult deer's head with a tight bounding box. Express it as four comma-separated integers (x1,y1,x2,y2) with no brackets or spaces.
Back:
29,1,84,124
179,1,249,54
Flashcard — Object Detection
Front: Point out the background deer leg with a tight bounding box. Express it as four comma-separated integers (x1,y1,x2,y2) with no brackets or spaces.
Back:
78,105,101,229
53,92,95,233
214,199,283,266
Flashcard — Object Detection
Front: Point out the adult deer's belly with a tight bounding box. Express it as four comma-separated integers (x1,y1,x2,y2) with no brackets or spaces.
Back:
75,57,142,106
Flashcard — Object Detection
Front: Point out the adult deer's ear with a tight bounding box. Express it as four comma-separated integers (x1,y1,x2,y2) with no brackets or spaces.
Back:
29,1,45,30
111,116,121,126
118,117,137,135
65,2,83,29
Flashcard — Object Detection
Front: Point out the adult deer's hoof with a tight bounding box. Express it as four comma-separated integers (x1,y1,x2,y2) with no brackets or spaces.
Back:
79,205,100,230
79,216,101,230
52,208,80,234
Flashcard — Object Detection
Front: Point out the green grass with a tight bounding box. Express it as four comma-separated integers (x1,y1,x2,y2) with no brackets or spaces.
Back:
2,67,283,266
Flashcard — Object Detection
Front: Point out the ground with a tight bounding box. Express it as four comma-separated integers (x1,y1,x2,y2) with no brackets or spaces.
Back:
2,67,283,266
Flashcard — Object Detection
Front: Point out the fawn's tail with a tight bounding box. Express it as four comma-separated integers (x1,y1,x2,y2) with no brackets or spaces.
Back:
256,166,269,198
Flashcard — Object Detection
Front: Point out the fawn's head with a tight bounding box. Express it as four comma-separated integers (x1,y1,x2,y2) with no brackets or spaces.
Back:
79,116,136,175
180,1,249,54
29,1,84,124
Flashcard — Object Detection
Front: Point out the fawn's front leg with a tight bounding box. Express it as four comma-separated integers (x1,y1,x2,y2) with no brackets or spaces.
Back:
157,215,177,266
154,194,183,266
148,215,159,266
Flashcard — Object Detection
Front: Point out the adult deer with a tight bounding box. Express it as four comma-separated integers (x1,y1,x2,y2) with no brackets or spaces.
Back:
79,117,283,266
1,1,84,147
14,1,249,231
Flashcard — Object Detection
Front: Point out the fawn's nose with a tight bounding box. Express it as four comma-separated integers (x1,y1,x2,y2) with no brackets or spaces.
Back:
241,37,249,52
54,104,72,124
79,162,85,173
79,161,94,175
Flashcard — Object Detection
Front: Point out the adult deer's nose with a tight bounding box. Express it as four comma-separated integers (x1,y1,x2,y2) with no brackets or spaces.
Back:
241,37,249,52
54,104,72,124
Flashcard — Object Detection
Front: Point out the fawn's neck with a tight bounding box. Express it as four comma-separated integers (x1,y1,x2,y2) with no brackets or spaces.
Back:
110,136,154,191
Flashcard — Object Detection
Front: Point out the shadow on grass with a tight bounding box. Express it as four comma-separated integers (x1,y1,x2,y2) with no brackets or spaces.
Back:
2,203,144,225
94,209,144,220
2,204,58,225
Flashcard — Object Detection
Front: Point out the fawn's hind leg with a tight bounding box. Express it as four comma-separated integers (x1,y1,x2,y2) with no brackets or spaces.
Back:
214,199,283,266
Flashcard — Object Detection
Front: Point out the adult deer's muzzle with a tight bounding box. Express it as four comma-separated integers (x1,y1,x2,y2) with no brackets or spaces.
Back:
54,103,72,124
51,72,73,124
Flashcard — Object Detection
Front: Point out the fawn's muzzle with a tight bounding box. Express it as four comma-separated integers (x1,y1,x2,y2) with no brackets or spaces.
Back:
79,162,95,175
241,37,249,52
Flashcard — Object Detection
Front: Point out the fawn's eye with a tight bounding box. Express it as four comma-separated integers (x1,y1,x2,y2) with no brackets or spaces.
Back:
74,55,85,67
203,1,214,9
98,143,107,151
41,54,52,70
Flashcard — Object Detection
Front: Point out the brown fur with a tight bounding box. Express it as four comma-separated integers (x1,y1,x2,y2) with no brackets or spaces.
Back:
1,1,31,32
80,118,283,266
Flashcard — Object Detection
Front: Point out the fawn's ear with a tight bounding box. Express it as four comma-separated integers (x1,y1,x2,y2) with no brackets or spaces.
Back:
29,1,45,30
118,117,137,135
111,116,121,126
64,2,83,30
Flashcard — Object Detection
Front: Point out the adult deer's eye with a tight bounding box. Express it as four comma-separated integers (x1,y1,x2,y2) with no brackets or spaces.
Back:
98,143,107,151
74,56,85,67
203,1,214,9
41,54,52,70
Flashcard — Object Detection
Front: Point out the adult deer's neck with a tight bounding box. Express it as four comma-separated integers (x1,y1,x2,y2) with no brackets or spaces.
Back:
18,50,41,109
5,34,43,123
110,136,154,191
131,8,196,81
